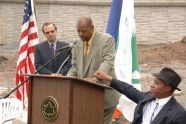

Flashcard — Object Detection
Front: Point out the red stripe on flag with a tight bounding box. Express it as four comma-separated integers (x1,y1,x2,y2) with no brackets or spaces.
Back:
20,29,28,41
16,59,26,71
28,32,38,42
28,46,35,53
29,21,35,28
20,21,35,40
18,33,38,55
18,42,28,56
17,46,35,71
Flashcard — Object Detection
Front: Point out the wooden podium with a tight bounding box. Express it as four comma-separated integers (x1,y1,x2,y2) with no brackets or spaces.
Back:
27,74,111,124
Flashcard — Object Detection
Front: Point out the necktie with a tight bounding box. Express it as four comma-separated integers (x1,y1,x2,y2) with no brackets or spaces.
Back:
150,102,159,123
83,42,89,71
84,42,89,56
50,43,55,57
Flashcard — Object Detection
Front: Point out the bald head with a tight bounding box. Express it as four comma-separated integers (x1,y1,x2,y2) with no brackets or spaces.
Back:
77,16,93,27
77,16,94,42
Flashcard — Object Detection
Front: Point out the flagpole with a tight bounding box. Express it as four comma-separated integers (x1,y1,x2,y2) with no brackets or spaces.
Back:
31,0,39,36
32,0,37,19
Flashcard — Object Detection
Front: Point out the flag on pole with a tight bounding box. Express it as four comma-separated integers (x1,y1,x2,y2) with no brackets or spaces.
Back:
16,0,39,108
106,0,141,121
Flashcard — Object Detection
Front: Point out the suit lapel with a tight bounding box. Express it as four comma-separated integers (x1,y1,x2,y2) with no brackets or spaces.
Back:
56,41,61,50
44,41,52,58
54,41,61,62
152,97,175,124
77,41,84,77
83,31,98,76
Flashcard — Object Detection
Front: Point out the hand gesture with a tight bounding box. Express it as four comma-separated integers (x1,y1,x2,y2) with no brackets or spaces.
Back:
94,71,113,81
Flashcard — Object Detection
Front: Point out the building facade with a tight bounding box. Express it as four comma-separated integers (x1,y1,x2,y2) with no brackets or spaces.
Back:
0,0,186,46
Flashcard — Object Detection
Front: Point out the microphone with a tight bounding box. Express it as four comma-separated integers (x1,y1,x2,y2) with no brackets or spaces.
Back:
56,39,77,52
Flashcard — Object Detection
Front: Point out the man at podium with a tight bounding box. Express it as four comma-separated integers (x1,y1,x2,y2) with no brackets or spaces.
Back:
67,16,120,124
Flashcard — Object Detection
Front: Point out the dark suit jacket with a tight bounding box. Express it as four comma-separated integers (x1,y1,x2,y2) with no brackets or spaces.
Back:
34,41,72,75
111,78,186,124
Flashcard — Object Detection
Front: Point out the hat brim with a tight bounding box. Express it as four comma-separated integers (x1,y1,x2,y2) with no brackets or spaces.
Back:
152,73,181,91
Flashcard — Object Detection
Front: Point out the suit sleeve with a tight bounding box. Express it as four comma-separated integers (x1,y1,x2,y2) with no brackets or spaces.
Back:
34,45,52,74
59,49,72,75
67,47,77,77
95,36,115,85
110,78,146,104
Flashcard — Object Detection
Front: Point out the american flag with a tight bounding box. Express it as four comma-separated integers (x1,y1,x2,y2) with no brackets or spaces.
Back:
16,0,39,107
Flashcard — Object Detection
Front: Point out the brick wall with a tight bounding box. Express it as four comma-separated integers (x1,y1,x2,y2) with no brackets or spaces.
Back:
135,7,186,43
0,0,186,45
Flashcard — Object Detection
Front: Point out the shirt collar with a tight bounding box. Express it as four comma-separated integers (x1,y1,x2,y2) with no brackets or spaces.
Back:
87,30,95,45
48,40,57,46
155,95,172,107
48,40,57,44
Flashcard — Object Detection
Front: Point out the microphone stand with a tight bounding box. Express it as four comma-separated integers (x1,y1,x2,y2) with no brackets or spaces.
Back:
1,50,65,100
56,47,72,74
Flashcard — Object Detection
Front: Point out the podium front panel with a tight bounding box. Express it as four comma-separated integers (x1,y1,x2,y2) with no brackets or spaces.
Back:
29,77,71,124
28,75,105,124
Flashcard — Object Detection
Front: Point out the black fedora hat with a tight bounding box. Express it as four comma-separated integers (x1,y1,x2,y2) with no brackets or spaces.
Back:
152,67,182,91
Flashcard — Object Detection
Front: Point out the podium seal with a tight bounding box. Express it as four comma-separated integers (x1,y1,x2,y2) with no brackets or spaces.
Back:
41,96,59,121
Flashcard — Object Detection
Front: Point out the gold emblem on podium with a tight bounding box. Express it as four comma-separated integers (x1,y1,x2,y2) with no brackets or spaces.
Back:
41,96,59,121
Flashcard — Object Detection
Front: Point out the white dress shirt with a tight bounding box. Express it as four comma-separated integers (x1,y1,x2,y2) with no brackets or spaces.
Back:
141,96,172,124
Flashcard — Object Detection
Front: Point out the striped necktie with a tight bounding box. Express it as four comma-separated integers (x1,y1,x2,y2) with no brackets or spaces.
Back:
50,43,55,57
150,102,159,123
83,42,89,71
84,42,89,56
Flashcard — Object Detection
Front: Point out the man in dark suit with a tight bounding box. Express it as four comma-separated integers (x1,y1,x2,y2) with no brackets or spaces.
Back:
94,67,186,124
67,16,120,124
34,22,71,75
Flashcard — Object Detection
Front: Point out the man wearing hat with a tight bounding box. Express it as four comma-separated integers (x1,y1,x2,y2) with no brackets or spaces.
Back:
94,67,186,124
